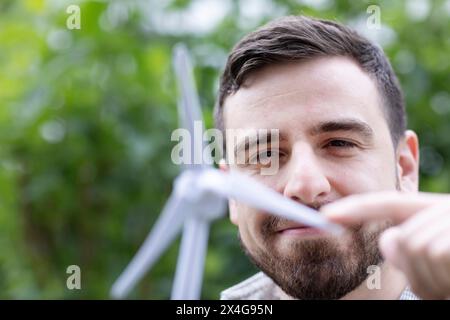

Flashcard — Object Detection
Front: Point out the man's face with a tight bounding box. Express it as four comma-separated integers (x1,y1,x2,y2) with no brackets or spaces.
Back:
222,56,404,299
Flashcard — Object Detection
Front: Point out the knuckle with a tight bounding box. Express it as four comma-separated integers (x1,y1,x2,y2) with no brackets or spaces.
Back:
404,238,427,256
395,230,410,248
428,244,450,263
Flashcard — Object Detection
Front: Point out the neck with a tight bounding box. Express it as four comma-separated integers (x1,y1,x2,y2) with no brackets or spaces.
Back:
341,262,407,300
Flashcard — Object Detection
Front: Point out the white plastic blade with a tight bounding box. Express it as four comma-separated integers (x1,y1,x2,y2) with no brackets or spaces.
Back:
111,193,193,299
171,218,210,299
199,169,345,235
173,44,212,167
173,44,203,136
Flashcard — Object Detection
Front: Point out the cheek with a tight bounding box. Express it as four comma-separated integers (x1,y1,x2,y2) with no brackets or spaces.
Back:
231,203,267,252
327,155,397,195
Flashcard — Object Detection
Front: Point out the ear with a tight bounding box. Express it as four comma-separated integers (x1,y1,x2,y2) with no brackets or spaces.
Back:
396,130,419,192
219,159,239,225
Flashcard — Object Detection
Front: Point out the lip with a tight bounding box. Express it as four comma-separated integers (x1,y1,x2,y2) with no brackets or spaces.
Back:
277,226,324,237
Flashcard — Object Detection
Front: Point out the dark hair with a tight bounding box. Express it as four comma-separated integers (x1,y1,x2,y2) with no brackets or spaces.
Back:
214,15,406,150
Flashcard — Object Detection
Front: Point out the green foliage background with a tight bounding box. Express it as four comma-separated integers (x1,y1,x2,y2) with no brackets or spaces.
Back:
0,0,449,299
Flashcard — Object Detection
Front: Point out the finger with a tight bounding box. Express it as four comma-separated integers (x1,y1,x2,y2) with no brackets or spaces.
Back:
409,257,444,299
321,191,449,226
427,235,450,297
379,227,442,299
417,207,450,297
396,202,450,278
396,202,450,246
386,203,450,298
378,227,402,265
379,228,428,298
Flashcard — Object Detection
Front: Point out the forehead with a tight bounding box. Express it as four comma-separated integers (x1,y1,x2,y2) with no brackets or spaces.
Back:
223,56,386,134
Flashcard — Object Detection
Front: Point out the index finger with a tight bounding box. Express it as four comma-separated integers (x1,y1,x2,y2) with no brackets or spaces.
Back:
321,191,449,226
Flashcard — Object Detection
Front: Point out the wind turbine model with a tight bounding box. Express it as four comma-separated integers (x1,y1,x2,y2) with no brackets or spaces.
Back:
111,44,344,300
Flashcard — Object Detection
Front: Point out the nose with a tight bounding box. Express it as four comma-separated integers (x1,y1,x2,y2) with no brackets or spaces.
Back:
282,143,331,205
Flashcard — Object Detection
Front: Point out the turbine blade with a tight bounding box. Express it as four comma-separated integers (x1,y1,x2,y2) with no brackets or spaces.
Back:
173,44,212,168
111,193,193,299
199,169,344,234
173,43,203,134
171,218,210,299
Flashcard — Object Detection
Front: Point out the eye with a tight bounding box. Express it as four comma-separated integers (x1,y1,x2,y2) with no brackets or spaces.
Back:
257,150,279,164
326,140,357,148
248,149,280,166
258,150,275,161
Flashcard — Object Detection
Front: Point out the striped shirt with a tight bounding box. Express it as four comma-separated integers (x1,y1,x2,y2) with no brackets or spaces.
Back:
221,272,420,300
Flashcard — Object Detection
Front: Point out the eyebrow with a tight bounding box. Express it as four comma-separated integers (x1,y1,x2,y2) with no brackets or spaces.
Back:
308,118,374,141
233,118,374,156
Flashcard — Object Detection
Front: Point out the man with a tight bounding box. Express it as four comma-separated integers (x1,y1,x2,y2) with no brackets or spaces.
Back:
214,15,450,300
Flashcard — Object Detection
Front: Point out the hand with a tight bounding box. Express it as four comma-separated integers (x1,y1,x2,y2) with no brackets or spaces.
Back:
321,191,450,299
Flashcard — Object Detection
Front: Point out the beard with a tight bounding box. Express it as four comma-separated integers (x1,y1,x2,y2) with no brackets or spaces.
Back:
239,215,390,300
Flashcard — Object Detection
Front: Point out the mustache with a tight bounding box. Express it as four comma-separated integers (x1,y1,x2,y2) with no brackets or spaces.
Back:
261,201,329,234
260,200,362,235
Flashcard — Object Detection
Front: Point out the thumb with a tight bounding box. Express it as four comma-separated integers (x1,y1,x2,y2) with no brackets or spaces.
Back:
379,227,402,268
